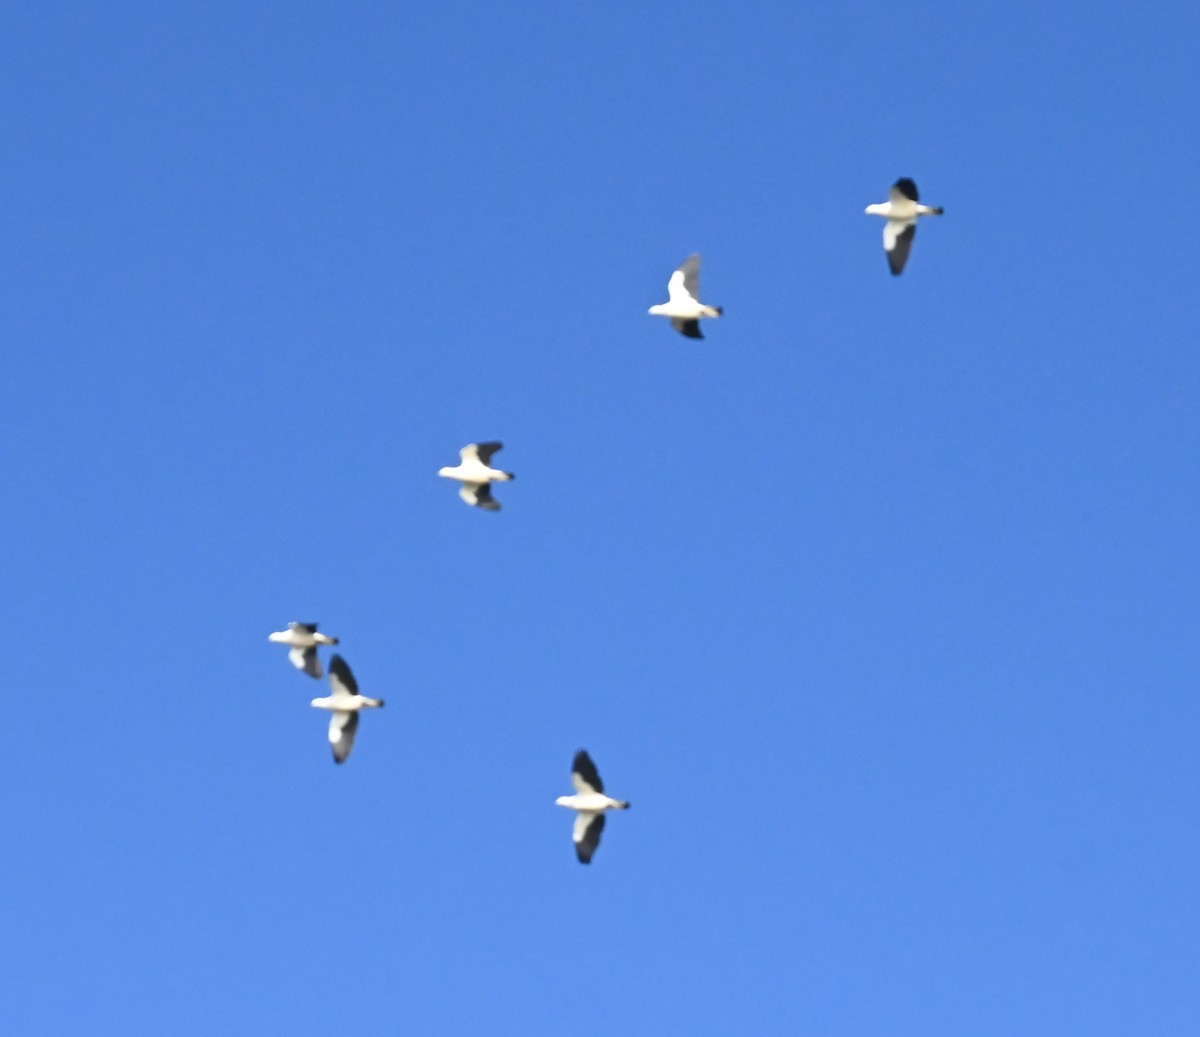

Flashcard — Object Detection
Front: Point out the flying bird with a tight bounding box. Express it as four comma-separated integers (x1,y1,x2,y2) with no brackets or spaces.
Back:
865,178,944,275
555,750,631,864
438,442,515,510
310,655,385,764
648,253,724,339
268,622,339,678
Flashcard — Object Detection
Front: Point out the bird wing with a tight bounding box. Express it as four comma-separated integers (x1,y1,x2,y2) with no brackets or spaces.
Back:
884,220,917,275
290,645,324,678
667,254,701,304
573,812,605,864
459,482,501,510
291,622,318,634
571,749,605,794
461,441,503,466
328,654,359,699
890,178,919,203
329,710,359,764
671,318,703,339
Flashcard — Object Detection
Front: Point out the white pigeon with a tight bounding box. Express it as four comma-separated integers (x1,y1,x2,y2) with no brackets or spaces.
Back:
648,253,724,339
438,441,515,511
865,178,944,275
310,655,385,765
555,750,631,864
268,622,339,678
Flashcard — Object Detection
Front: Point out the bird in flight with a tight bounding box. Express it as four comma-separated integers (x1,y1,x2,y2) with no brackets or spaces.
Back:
865,178,944,275
438,442,515,510
268,622,339,678
310,655,385,764
555,750,631,863
648,253,724,339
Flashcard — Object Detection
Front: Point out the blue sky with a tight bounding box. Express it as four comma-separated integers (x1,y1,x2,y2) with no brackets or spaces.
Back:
3,1,1198,1033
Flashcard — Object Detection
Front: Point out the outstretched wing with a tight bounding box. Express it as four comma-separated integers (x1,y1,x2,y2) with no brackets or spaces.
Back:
461,441,503,466
573,812,605,863
667,253,701,304
328,654,359,698
290,645,323,679
884,220,917,275
571,749,605,794
890,177,919,203
459,482,501,511
671,317,703,339
329,711,359,764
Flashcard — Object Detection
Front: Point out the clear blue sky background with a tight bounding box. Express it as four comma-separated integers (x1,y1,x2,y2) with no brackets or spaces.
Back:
3,2,1198,1033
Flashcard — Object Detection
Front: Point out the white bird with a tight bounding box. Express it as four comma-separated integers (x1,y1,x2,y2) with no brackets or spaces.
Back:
268,622,339,678
648,253,724,339
865,178,944,275
555,750,631,864
310,655,385,765
437,442,515,511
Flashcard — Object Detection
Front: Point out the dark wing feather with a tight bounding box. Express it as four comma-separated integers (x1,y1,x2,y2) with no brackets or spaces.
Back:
331,711,359,764
474,441,503,466
892,177,919,202
671,318,703,339
328,654,359,696
572,749,604,793
300,645,322,678
576,813,605,864
887,224,916,276
474,483,501,511
677,253,701,298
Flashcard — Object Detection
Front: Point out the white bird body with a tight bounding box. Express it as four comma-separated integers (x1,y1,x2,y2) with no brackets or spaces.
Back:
269,625,338,649
310,692,386,712
437,458,513,484
864,198,942,221
648,299,724,320
555,792,627,812
438,442,515,510
649,254,723,338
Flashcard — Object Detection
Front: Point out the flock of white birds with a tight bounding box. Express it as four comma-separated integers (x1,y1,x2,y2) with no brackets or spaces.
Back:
268,178,943,862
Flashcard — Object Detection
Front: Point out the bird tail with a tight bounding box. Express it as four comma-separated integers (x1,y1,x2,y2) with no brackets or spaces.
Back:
616,800,631,810
930,206,945,215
